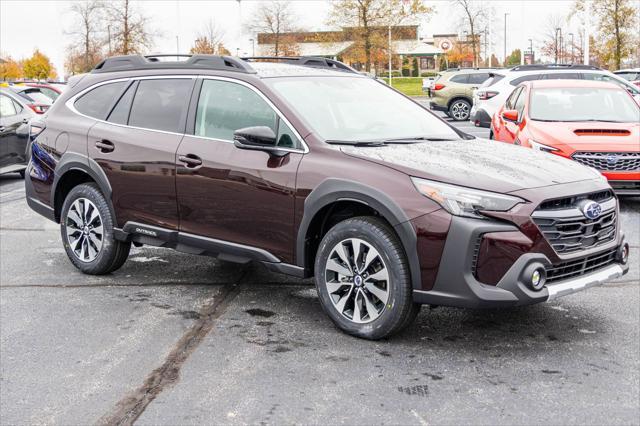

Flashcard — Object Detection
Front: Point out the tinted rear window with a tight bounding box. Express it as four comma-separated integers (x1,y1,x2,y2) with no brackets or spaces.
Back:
450,74,469,83
481,74,504,87
468,73,490,84
128,79,193,133
75,82,127,119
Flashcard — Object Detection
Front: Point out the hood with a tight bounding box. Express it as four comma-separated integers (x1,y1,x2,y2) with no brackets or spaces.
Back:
340,138,602,194
528,121,640,152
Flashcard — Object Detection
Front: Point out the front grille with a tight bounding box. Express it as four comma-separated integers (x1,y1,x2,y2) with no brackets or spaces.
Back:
572,152,640,172
533,194,617,254
546,248,618,283
538,189,613,211
609,180,640,191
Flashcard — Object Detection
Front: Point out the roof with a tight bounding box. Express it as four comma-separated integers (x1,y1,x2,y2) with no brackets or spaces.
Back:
249,62,363,78
392,40,443,56
257,41,354,57
527,79,623,90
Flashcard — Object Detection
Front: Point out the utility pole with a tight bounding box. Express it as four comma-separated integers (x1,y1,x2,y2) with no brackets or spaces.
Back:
559,31,563,64
555,27,560,63
107,25,112,56
569,33,574,63
503,13,509,66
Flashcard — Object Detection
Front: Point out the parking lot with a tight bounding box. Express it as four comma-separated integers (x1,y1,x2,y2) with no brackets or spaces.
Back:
1,115,638,425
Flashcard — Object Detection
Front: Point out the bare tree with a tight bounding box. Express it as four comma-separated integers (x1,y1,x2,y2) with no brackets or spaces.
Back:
538,14,567,63
190,19,227,54
454,0,486,67
328,0,433,73
107,0,154,55
250,1,298,57
65,0,105,73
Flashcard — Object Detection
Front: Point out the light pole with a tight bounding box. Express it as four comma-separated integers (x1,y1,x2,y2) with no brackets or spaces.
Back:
249,38,255,56
569,33,574,63
503,13,509,66
107,25,112,56
528,38,533,64
555,27,560,63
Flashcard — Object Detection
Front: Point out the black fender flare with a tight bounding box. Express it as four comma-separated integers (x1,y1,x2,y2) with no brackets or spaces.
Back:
52,152,114,221
296,178,422,290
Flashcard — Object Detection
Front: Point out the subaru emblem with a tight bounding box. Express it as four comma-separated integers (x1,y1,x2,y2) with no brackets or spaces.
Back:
606,154,619,165
581,200,602,220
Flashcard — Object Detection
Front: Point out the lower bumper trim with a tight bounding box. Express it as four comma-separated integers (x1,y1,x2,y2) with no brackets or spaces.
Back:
546,264,624,300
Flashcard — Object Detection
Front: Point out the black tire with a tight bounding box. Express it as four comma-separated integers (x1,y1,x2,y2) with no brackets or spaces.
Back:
314,216,417,340
60,183,130,275
448,99,471,121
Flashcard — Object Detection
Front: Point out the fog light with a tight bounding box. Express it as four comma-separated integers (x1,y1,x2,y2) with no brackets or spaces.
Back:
618,243,630,265
531,269,546,290
523,263,547,291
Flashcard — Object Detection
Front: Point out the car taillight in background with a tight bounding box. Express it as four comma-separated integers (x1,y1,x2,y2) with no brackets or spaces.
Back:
433,83,445,91
28,104,49,114
477,90,499,100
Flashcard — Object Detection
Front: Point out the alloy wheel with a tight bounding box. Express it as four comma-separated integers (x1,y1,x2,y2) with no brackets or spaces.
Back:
324,238,390,324
65,198,104,263
451,101,470,120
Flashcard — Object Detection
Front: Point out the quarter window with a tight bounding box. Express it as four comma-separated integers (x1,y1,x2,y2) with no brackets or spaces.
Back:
276,119,301,149
128,79,193,133
195,79,277,141
74,81,127,119
468,73,490,85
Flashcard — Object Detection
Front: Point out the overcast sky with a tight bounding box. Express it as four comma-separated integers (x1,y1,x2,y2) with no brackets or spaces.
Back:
1,0,580,79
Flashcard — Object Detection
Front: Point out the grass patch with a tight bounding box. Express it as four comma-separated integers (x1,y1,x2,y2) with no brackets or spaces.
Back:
381,77,424,96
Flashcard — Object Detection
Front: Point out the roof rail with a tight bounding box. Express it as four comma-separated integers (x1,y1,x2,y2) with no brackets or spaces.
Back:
241,56,360,74
510,64,601,72
92,54,256,74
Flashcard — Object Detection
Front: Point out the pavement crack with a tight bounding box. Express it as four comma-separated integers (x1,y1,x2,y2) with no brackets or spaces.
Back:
95,269,249,426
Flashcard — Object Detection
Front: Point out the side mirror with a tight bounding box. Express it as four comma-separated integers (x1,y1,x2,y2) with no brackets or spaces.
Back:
233,126,286,156
502,109,519,123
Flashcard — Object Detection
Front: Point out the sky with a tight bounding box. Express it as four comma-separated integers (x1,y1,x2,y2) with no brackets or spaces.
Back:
1,0,581,79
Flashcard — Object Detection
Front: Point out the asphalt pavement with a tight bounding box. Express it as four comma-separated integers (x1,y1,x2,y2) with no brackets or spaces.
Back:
1,118,638,425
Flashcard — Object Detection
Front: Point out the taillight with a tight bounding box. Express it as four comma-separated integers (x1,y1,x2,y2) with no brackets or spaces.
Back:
478,91,499,100
28,104,49,114
433,83,445,91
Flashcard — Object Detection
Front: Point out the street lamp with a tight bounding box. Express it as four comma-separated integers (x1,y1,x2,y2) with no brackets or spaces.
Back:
504,13,509,66
569,33,574,63
555,27,561,63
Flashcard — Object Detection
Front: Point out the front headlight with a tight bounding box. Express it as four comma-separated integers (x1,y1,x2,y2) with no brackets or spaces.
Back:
529,139,558,153
412,177,525,219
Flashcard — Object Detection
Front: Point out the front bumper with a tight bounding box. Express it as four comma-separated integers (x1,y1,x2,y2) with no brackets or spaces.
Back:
412,216,629,308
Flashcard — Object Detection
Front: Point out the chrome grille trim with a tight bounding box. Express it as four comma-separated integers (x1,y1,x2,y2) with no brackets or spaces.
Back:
572,152,640,172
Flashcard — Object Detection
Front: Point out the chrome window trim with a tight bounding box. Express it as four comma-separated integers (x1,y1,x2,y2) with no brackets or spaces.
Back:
65,74,309,153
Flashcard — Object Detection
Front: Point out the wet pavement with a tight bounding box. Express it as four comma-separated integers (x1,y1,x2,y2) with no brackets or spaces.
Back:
1,130,638,425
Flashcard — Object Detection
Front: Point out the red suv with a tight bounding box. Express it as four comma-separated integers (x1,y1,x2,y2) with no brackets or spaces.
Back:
491,79,640,195
25,55,629,339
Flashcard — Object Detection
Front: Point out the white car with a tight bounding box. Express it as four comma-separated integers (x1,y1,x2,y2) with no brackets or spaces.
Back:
470,64,640,128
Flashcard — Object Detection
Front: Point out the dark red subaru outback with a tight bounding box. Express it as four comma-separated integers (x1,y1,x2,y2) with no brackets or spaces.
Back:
25,55,629,339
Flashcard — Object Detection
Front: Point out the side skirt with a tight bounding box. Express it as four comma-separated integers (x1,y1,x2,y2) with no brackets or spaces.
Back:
115,221,307,278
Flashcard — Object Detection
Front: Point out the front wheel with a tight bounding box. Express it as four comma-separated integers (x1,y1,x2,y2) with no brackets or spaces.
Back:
448,99,471,121
314,217,418,340
60,183,130,275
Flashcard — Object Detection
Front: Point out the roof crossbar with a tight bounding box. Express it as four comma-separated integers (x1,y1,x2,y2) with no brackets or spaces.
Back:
510,64,601,72
241,56,360,74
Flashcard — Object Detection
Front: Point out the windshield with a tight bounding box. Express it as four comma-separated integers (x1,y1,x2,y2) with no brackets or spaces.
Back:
530,87,640,122
265,76,459,142
615,71,640,81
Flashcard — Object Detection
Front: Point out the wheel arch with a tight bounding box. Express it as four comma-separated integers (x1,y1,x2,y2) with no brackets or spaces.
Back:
296,178,422,290
53,153,113,222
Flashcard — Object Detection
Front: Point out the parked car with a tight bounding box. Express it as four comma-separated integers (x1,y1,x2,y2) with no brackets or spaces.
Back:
20,83,63,102
614,68,640,87
472,64,640,128
429,68,493,121
491,79,640,196
0,88,36,177
6,86,53,114
421,76,437,95
25,55,629,339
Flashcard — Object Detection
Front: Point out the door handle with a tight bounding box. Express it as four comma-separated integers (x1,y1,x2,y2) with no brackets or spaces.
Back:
178,154,202,168
95,139,115,153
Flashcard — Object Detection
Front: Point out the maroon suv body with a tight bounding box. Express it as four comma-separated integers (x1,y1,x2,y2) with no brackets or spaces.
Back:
25,55,629,339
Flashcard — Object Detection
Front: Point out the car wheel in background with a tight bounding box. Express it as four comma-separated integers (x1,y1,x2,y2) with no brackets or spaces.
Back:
60,183,131,275
314,216,419,340
449,99,471,121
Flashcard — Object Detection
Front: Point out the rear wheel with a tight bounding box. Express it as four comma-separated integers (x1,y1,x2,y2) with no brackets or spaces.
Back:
448,99,471,121
60,183,130,275
314,217,417,340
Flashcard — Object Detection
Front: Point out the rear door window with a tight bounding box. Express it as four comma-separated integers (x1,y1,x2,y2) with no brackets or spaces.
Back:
450,74,469,84
468,73,490,85
195,79,277,141
107,82,137,125
74,81,127,119
128,79,194,133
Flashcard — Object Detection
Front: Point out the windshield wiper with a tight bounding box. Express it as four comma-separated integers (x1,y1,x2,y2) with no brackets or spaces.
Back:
384,136,458,142
325,140,387,147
